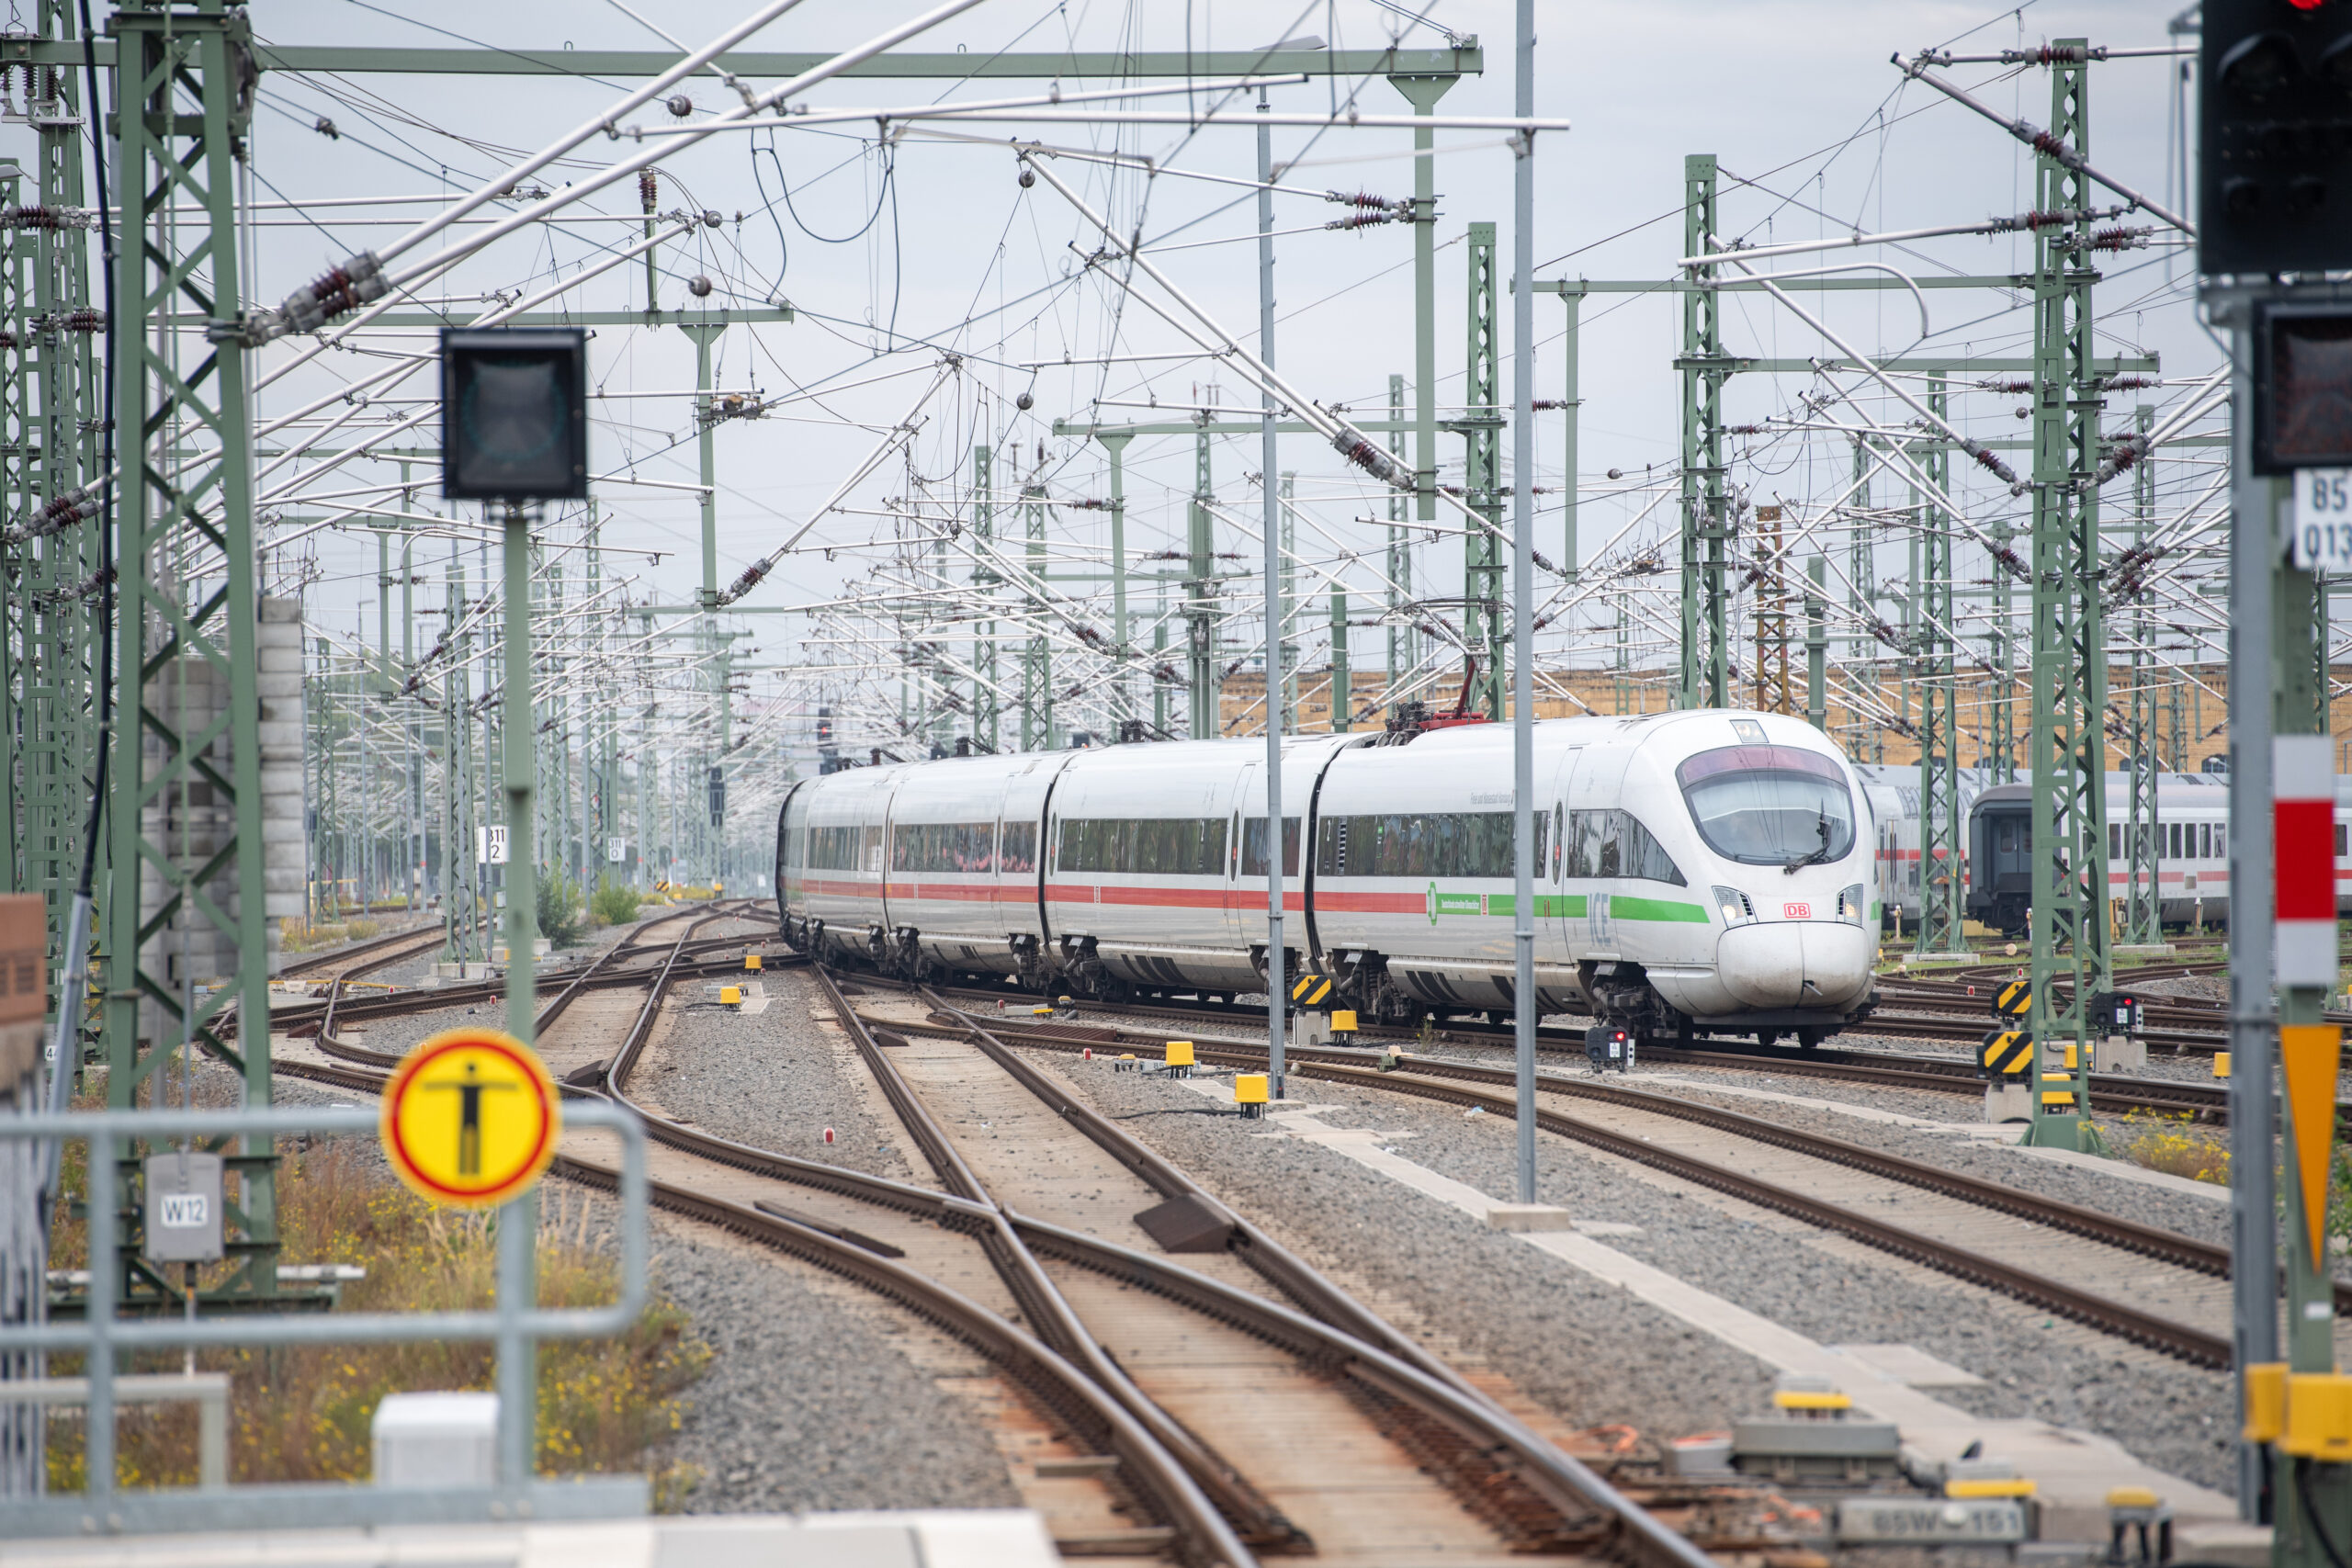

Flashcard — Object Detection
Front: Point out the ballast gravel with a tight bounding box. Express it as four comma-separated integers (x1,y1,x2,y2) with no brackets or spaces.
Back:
629,966,922,1184
1033,1049,2238,1496
1035,1050,1779,1442
641,1218,1020,1516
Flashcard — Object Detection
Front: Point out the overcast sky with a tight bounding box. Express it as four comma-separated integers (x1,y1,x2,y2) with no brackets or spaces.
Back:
26,0,2213,768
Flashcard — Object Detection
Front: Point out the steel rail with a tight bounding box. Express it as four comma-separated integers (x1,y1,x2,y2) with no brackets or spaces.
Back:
265,1046,1238,1568
893,990,2235,1367
919,979,2249,1121
812,969,1297,1558
920,990,1724,1568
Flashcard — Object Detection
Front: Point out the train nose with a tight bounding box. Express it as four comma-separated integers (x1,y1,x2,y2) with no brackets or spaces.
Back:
1716,921,1873,1010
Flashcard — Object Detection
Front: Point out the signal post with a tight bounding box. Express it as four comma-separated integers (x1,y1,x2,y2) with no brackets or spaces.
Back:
2201,1,2352,1547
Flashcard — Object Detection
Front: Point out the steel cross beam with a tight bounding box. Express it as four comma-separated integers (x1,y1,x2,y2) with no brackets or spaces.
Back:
102,0,293,1304
2023,44,2109,1153
5,40,1487,81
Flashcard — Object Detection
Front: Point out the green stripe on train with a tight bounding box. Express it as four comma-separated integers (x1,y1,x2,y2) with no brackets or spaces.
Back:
1482,894,1586,918
1478,893,1704,922
1607,896,1711,923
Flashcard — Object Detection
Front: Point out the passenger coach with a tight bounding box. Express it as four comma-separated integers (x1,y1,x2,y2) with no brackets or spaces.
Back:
777,709,1881,1048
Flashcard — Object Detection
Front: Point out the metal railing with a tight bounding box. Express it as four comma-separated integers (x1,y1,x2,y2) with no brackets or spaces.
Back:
0,1102,649,1538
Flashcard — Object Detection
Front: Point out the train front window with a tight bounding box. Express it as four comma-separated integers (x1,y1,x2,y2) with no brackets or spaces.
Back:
1676,746,1857,869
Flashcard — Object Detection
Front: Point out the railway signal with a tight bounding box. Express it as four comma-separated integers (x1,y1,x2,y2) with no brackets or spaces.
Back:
2200,0,2352,277
439,327,590,502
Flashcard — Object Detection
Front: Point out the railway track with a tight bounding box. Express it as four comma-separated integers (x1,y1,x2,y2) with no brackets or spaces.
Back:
276,908,1734,1567
914,979,2256,1123
274,919,458,982
841,974,2304,1371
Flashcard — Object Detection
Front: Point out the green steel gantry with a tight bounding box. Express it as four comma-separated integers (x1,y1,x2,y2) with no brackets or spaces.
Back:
102,0,288,1302
1459,221,1505,721
2022,44,2109,1152
1679,154,1730,711
2120,403,2164,950
1186,421,1216,738
6,3,102,985
1912,377,1966,957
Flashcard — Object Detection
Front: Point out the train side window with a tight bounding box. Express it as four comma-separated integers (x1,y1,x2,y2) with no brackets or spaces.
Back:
1997,823,2013,855
2216,824,2226,860
2109,825,2120,860
1552,804,1564,881
2338,823,2348,858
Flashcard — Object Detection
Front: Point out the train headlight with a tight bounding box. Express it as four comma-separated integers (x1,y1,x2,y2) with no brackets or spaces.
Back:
1838,884,1867,925
1713,886,1756,927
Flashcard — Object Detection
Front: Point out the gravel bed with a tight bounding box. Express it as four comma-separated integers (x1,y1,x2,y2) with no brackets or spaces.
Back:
631,966,922,1183
1040,1050,1780,1440
1035,1050,2237,1495
320,996,510,1058
1574,1073,2232,1248
636,1214,1019,1515
1052,1011,2234,1242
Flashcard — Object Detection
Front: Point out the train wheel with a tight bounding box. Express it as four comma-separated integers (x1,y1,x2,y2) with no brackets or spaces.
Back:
1795,1028,1824,1050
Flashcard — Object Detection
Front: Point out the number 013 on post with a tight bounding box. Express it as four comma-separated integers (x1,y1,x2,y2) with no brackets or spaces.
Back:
2292,469,2352,573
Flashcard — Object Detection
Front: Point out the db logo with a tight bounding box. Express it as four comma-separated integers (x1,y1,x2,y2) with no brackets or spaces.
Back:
1782,901,1812,919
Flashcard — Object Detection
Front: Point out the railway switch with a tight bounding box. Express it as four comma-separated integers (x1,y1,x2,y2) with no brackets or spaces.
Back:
1113,1053,1139,1074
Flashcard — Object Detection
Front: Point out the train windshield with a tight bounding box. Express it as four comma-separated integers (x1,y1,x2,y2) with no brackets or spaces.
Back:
1676,745,1857,869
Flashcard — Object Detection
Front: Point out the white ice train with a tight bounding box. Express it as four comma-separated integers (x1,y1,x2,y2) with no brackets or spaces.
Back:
776,708,1881,1047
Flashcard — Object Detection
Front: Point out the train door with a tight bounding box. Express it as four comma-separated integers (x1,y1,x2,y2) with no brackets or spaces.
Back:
1550,748,1583,953
1566,744,1631,955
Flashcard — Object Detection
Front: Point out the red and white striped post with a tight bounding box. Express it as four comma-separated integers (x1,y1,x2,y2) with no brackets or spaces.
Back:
2275,735,2339,989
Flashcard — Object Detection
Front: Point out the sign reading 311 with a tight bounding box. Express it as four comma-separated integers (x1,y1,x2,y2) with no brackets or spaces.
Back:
2292,468,2352,571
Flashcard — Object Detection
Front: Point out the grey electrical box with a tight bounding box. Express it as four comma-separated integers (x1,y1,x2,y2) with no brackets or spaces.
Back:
142,1152,225,1264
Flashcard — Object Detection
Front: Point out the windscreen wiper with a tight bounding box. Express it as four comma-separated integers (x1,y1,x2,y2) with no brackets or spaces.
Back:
1783,809,1832,874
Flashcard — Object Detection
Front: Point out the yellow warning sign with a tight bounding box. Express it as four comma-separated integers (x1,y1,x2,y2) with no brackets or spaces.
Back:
380,1028,560,1209
1992,979,2031,1019
2282,1024,2344,1253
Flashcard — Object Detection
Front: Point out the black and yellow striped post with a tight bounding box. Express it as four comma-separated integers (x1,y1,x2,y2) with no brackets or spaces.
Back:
1979,1028,2033,1079
2264,1022,2352,1568
1290,973,1334,1011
